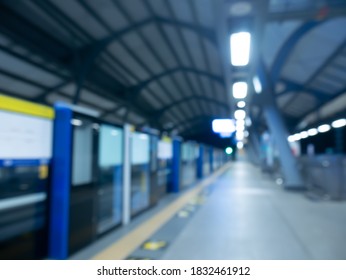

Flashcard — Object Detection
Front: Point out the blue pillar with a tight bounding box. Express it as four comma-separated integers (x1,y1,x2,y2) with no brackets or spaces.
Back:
48,104,72,259
209,147,214,173
263,102,305,189
197,145,204,179
171,138,181,193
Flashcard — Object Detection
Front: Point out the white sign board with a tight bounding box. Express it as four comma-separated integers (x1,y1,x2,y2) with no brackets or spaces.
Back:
0,111,53,159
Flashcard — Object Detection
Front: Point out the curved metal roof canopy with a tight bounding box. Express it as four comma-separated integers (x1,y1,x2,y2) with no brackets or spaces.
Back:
0,0,345,143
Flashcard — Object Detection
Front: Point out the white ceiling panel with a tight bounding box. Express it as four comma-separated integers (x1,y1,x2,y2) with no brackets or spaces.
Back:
319,92,346,119
213,82,226,102
99,53,138,85
201,76,213,99
148,0,170,17
103,114,122,124
60,83,76,96
309,79,341,94
323,65,346,82
0,51,62,86
141,24,178,69
116,107,126,116
141,89,163,109
0,74,41,98
193,0,215,28
122,31,163,75
262,20,302,69
46,93,71,105
189,99,200,115
170,0,193,23
282,18,346,83
187,73,200,95
159,76,181,101
182,29,206,71
98,62,131,87
51,0,108,39
79,102,102,115
162,25,191,67
127,112,144,124
277,92,294,108
80,90,117,110
204,40,222,75
147,82,170,105
85,0,129,31
6,1,83,47
310,76,344,93
108,41,150,81
118,0,150,22
284,93,317,116
173,72,191,97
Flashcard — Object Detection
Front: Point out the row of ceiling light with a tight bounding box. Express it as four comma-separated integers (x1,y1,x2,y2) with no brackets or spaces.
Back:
230,31,256,144
288,118,346,142
213,29,260,146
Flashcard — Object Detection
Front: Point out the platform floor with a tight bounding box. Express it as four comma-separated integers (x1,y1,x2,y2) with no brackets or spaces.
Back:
74,161,346,260
162,161,346,260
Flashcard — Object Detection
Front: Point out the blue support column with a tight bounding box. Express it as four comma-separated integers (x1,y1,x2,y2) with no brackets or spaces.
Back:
209,147,214,173
49,103,72,259
263,103,305,189
259,61,305,190
171,138,181,193
197,145,204,179
249,129,261,166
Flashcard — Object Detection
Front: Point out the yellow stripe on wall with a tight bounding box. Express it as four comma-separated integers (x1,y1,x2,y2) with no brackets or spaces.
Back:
0,94,54,119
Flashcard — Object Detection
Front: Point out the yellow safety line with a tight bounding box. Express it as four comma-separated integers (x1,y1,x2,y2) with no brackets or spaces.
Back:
92,162,231,260
0,94,54,119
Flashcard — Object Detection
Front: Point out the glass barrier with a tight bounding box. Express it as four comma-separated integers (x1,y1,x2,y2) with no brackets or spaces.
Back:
97,125,123,234
130,132,150,216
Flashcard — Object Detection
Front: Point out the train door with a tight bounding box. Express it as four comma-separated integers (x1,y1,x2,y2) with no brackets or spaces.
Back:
69,115,98,254
96,124,123,235
130,132,150,216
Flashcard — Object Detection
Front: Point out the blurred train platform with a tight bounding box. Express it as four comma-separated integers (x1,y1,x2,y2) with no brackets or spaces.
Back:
72,161,346,260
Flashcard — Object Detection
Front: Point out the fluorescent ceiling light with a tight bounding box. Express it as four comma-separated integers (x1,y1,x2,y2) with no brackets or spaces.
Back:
332,118,346,128
236,119,245,127
237,142,244,149
232,82,248,99
236,124,245,131
287,135,295,142
307,128,318,136
300,131,308,139
317,124,330,133
236,131,244,140
230,32,251,66
237,101,246,108
234,109,246,120
212,119,236,133
293,133,301,141
253,76,262,94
